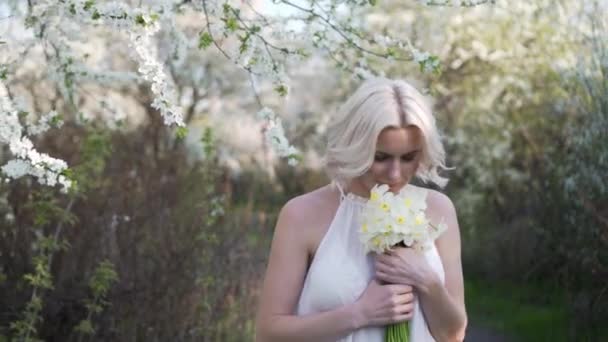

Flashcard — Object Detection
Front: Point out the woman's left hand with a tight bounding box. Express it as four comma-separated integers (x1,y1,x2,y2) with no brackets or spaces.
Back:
375,247,435,289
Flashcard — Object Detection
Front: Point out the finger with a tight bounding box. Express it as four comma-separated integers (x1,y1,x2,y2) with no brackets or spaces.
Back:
393,292,415,305
376,270,400,285
396,303,415,315
391,293,411,305
386,283,414,294
387,247,405,256
390,304,414,322
399,284,414,293
375,261,392,273
390,311,414,323
376,254,391,265
377,257,399,271
389,313,411,324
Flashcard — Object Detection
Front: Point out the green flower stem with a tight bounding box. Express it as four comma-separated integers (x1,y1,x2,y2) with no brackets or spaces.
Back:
386,321,409,342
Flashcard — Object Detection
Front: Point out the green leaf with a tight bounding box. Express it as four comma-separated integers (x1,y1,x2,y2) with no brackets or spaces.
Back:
175,127,188,139
50,114,63,126
74,319,95,335
83,0,95,11
274,84,288,97
295,48,310,58
418,55,442,75
91,10,101,20
250,25,261,34
24,16,38,28
198,32,213,49
225,17,238,32
222,3,232,15
134,14,146,26
239,35,250,54
288,153,303,162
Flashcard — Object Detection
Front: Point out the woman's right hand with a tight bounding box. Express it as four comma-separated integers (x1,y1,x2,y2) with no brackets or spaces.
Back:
352,279,415,328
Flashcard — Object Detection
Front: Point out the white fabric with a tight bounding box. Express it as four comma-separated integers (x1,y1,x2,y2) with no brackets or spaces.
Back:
296,184,446,341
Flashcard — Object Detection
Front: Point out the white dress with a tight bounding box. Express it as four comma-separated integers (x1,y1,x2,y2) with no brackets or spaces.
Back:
296,184,446,342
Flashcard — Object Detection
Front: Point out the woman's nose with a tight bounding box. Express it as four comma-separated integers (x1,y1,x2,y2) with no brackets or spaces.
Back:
388,159,401,180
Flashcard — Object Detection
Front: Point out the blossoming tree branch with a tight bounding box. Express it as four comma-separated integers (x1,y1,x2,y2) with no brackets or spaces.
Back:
0,0,492,191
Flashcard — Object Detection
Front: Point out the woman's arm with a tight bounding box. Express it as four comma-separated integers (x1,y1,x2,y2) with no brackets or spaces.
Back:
419,192,467,342
374,191,467,342
255,198,363,342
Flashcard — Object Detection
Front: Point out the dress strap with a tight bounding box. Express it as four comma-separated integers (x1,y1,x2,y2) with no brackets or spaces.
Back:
334,181,346,202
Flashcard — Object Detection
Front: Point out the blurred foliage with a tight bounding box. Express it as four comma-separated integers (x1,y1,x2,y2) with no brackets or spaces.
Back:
0,0,606,341
465,277,570,342
422,1,608,337
0,118,268,341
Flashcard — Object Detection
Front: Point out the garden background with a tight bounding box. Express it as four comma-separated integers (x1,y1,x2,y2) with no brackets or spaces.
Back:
0,0,606,341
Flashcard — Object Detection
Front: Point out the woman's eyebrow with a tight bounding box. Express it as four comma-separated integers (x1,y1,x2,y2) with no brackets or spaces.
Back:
375,149,421,156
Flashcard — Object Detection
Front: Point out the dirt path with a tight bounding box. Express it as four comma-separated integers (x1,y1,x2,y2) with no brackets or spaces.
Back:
466,325,514,342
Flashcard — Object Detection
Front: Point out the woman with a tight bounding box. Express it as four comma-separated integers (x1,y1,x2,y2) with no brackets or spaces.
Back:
255,78,467,341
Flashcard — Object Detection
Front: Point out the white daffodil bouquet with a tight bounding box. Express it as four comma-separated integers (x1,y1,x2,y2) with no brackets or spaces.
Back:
359,184,447,342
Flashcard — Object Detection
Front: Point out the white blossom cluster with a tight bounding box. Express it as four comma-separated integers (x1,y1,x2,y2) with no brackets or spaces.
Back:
419,0,493,6
0,0,462,190
26,110,64,136
129,16,185,127
0,82,71,192
403,40,439,73
42,1,187,127
256,107,300,166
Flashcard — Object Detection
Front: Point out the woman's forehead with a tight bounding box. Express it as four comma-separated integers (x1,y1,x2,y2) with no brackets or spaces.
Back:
376,126,423,152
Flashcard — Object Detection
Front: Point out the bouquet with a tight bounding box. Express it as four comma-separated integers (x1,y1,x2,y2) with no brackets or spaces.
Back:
359,184,447,342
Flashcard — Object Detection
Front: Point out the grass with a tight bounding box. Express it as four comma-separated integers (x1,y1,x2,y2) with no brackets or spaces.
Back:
465,276,570,342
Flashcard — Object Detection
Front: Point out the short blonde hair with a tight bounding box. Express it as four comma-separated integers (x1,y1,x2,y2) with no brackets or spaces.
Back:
324,77,449,188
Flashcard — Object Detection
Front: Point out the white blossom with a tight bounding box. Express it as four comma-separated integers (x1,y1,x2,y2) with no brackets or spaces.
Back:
0,81,71,192
256,107,300,165
26,110,63,136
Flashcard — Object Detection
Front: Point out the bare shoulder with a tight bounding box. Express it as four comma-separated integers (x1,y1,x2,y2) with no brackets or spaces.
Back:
417,187,463,255
425,188,457,223
276,185,339,252
279,185,337,226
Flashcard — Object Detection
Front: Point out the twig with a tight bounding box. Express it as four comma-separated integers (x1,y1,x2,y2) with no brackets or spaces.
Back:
279,0,410,62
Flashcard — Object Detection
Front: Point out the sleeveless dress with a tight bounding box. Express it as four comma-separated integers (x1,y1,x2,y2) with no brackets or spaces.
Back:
296,184,446,342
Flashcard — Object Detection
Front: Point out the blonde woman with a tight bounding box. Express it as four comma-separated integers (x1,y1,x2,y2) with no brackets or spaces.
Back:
255,78,467,342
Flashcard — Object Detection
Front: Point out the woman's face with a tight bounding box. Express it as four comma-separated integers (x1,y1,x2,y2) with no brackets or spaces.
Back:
351,126,423,195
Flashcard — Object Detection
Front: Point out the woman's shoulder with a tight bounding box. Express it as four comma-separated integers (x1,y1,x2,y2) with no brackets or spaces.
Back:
413,186,461,248
410,185,457,223
280,184,338,223
274,184,339,253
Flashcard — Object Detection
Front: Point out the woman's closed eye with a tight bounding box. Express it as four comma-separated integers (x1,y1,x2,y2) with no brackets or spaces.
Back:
401,153,417,162
374,151,418,163
374,153,391,162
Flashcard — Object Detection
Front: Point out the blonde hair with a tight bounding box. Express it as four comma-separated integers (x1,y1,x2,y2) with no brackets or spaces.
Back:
324,77,449,188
